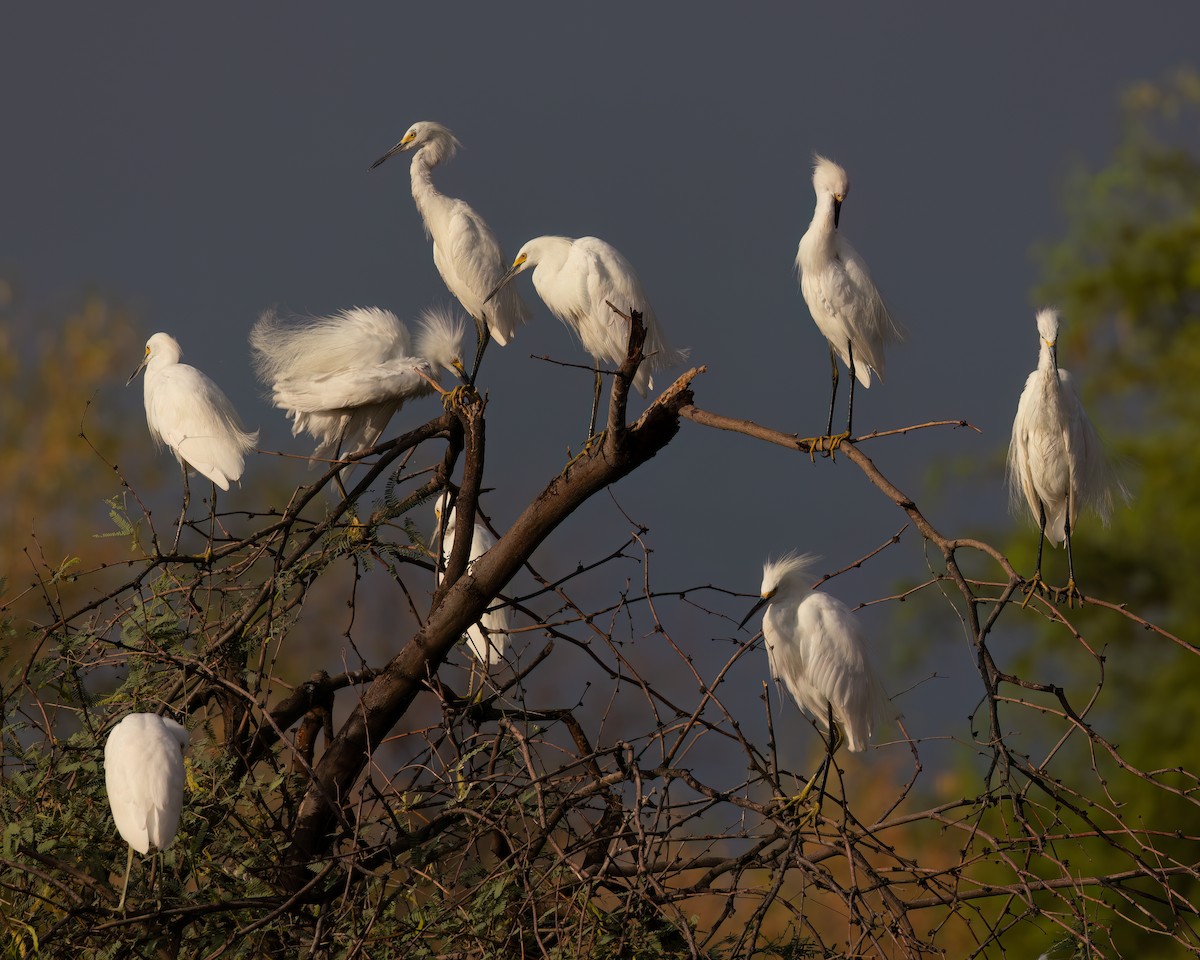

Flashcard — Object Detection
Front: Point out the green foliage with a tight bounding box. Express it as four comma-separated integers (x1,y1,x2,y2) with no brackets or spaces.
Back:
992,68,1200,958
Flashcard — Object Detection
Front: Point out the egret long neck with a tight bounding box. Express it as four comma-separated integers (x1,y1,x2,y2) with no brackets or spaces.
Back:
808,197,839,255
409,151,449,230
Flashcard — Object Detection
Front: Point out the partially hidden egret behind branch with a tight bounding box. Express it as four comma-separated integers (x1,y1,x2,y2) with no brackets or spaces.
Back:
432,492,511,675
1007,308,1127,606
370,120,530,370
250,305,466,489
128,332,258,550
104,713,189,911
795,155,903,449
739,553,884,805
484,235,688,437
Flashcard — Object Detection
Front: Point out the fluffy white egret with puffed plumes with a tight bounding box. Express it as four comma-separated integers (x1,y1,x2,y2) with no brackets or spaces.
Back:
1007,308,1126,605
250,305,466,476
795,155,902,445
371,121,530,359
484,235,688,435
432,492,510,667
741,553,882,756
104,713,189,911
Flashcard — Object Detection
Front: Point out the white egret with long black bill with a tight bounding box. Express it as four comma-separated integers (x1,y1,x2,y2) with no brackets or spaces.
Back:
795,155,902,451
370,121,530,375
739,553,883,807
484,235,687,437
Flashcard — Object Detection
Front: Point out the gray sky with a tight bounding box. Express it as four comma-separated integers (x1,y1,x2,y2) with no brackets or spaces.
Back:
4,5,1197,751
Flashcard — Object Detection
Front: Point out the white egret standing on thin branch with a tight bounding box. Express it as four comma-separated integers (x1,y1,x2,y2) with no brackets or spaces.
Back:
370,121,530,372
103,713,189,911
795,155,902,450
740,553,883,805
484,235,687,437
1007,308,1126,606
128,332,257,551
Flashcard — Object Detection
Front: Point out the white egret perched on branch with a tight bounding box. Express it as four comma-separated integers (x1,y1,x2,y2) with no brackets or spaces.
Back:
104,713,189,911
128,332,258,550
795,155,902,449
484,235,687,437
1007,308,1126,606
370,121,530,371
432,492,511,670
740,553,883,805
250,305,465,487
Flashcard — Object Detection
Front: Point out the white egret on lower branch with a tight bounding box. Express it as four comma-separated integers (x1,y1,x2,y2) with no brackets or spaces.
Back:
371,120,530,370
103,713,189,911
795,155,902,449
484,235,687,437
128,332,258,550
432,491,510,670
1007,308,1126,606
740,553,883,806
250,306,465,489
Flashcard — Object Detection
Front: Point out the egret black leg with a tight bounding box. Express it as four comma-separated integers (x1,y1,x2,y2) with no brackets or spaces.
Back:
172,463,190,553
206,482,218,561
846,340,856,437
1062,491,1083,607
469,317,491,385
825,346,840,440
1021,501,1050,607
587,360,603,440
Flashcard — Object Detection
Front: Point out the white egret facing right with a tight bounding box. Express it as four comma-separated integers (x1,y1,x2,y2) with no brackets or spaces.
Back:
371,121,530,367
740,553,883,805
1007,308,1126,605
484,235,687,437
104,713,189,911
795,155,902,448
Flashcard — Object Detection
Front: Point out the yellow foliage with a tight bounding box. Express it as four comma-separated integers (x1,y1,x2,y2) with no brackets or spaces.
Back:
0,285,165,594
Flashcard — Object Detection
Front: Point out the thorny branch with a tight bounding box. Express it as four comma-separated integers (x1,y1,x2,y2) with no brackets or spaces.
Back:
2,319,1196,959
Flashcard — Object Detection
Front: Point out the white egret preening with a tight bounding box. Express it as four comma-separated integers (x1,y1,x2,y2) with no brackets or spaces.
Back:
370,121,530,368
103,713,189,911
484,235,687,436
250,306,465,490
795,155,902,446
1007,308,1126,605
128,332,258,550
432,491,511,670
740,553,883,804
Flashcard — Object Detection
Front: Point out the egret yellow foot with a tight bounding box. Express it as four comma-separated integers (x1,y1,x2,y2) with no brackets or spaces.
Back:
773,780,822,826
1055,579,1084,609
1020,572,1051,608
442,384,474,411
562,431,606,476
799,432,851,462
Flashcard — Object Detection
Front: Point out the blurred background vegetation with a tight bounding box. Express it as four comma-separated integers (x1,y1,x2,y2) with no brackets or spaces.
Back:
1,72,1199,958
